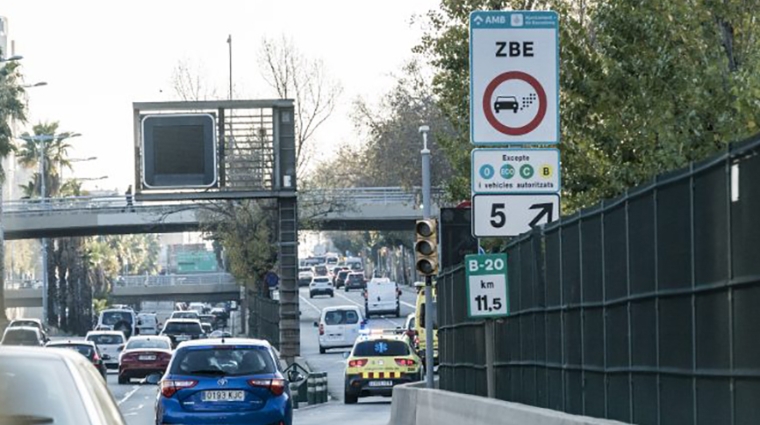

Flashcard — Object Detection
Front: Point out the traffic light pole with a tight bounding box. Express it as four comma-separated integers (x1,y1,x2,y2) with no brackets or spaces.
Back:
420,125,434,389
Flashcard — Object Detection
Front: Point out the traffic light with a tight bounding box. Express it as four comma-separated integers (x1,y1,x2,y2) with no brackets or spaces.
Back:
415,219,439,276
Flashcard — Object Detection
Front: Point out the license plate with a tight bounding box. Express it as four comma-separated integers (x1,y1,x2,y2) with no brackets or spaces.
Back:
202,390,244,402
176,335,190,341
368,380,393,387
139,355,156,361
327,334,342,341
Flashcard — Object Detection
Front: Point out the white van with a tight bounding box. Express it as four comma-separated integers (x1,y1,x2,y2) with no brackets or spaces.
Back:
315,306,365,354
96,308,137,339
363,278,400,318
136,313,158,335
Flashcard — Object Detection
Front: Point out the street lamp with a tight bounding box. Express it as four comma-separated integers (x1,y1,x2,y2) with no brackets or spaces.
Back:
21,81,47,88
0,55,23,62
16,132,82,325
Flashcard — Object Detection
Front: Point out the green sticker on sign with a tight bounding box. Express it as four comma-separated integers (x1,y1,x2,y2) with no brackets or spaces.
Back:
465,253,509,318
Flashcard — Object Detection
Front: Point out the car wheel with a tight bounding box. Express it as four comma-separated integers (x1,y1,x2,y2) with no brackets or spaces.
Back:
319,345,326,354
118,374,129,385
345,287,349,292
309,292,314,299
344,392,358,404
395,307,401,318
330,291,334,298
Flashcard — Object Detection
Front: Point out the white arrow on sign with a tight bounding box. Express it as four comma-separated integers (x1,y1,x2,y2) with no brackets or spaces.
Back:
472,194,559,237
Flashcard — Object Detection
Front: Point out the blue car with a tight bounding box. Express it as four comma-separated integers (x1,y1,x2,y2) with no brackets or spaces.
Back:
155,338,294,425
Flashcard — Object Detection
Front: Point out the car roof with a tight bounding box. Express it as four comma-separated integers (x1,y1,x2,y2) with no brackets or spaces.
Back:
86,330,126,336
127,335,171,341
356,333,406,343
4,326,40,333
176,337,272,349
322,305,360,312
101,309,133,313
10,318,42,324
165,318,202,323
47,340,96,347
0,345,87,360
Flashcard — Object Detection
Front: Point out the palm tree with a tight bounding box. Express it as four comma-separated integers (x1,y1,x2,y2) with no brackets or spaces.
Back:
0,58,28,325
17,121,74,198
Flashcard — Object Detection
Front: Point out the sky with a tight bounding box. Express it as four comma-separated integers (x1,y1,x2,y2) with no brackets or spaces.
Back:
1,0,439,194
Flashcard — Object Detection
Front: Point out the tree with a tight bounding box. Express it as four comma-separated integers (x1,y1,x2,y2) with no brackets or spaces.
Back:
170,59,219,101
0,58,27,325
416,0,760,212
258,36,343,175
17,122,75,198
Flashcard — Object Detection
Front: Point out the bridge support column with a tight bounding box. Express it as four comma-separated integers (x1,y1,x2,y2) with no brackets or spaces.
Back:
278,196,299,361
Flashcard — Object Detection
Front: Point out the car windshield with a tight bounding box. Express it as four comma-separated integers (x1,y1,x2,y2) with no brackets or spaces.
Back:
171,346,276,376
87,334,124,345
353,340,409,357
9,320,40,329
126,339,170,350
163,322,202,335
0,356,90,424
324,310,360,325
338,271,350,278
101,311,133,326
52,344,94,359
348,274,363,282
172,312,198,319
2,329,39,345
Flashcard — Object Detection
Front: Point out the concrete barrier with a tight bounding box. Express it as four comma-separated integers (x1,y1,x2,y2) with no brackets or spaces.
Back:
389,384,630,425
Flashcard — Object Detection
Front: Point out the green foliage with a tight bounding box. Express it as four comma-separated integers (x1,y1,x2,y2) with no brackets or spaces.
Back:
417,0,760,212
199,200,278,294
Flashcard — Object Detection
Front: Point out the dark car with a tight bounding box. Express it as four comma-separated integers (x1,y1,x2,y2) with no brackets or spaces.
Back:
1,326,45,347
344,272,366,292
494,95,519,113
335,270,351,289
155,338,298,425
8,318,49,342
46,340,108,380
160,319,205,349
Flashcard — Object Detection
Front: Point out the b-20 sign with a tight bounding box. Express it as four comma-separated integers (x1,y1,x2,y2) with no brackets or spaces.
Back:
465,253,509,318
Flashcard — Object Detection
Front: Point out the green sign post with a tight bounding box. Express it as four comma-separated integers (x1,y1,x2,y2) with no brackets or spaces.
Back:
465,253,509,318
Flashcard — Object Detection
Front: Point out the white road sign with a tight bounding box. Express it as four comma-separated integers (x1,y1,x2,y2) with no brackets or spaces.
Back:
472,194,559,237
470,10,559,145
472,148,560,194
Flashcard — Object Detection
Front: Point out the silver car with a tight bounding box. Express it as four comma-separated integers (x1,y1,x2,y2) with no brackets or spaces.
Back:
0,346,126,425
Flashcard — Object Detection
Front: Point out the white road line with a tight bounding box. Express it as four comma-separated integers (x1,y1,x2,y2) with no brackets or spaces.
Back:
118,385,140,406
299,294,322,314
401,300,416,309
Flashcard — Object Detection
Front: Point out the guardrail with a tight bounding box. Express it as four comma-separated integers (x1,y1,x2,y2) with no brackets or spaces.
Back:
2,186,446,214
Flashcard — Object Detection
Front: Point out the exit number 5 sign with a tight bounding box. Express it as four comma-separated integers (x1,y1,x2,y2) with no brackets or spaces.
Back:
465,253,509,318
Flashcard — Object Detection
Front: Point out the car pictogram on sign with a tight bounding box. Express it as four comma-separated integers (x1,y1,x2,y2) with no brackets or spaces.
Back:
493,96,519,114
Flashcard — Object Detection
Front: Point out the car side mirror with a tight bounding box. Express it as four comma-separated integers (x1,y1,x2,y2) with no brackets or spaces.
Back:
287,370,304,383
117,344,125,352
313,321,319,328
343,351,351,359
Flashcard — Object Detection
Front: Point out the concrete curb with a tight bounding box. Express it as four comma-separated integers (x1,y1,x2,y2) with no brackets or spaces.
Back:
389,383,631,425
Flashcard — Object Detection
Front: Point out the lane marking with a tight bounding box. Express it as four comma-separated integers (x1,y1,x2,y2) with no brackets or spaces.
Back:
299,294,322,315
117,385,140,406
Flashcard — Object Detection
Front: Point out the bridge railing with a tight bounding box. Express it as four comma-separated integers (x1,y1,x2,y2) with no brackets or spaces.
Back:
117,273,236,287
3,187,447,214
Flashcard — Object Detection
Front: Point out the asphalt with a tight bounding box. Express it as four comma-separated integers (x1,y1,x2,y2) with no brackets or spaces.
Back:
95,284,421,424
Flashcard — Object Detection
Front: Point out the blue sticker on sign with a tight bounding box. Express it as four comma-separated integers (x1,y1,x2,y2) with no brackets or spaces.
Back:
479,164,495,180
374,342,389,354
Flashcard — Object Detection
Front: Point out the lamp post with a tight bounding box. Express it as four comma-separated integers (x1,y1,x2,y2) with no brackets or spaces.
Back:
18,132,82,325
21,81,46,88
418,124,434,389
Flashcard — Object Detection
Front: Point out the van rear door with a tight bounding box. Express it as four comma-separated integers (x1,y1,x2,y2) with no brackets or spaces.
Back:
366,280,398,315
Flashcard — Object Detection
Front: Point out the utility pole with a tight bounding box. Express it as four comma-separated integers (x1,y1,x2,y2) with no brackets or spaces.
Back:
419,125,434,389
227,35,233,100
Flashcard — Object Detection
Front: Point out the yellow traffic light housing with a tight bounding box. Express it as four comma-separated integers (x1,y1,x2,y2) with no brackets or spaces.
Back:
415,219,439,276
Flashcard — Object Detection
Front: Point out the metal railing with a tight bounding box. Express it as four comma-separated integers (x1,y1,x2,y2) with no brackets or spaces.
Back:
116,273,236,287
2,186,447,214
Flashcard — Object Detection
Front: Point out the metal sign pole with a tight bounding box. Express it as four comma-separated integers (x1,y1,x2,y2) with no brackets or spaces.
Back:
420,125,435,389
485,318,495,398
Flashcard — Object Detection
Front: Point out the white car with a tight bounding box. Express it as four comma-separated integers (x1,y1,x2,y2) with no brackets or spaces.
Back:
315,305,365,354
309,276,334,298
363,277,400,318
298,268,314,287
85,330,126,370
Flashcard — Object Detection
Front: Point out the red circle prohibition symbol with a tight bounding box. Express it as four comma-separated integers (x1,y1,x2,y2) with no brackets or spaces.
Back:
482,71,547,136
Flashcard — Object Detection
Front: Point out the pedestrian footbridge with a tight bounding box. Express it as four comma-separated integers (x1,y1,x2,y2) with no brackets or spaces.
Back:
2,187,445,240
